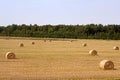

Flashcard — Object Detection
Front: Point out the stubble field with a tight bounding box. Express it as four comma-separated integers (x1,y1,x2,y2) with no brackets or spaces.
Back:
0,37,120,80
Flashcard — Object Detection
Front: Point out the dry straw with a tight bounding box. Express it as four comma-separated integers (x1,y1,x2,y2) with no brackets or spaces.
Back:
99,60,114,70
89,50,97,56
19,43,24,47
82,43,87,47
6,52,16,59
113,46,119,50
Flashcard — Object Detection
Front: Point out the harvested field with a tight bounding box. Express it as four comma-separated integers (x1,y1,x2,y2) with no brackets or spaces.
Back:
0,38,120,80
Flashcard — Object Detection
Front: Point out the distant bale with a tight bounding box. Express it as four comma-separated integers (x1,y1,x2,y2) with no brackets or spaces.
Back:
71,40,73,42
113,46,119,50
32,42,35,45
82,43,87,47
19,43,24,47
44,40,46,42
89,50,97,56
6,52,16,59
49,40,52,42
99,60,114,70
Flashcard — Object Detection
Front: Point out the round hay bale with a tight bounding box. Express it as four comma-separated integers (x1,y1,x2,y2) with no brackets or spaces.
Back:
32,42,35,45
6,52,16,59
99,60,114,70
49,40,52,42
113,46,119,50
89,50,97,56
71,40,73,42
82,43,87,47
44,40,46,42
19,43,24,47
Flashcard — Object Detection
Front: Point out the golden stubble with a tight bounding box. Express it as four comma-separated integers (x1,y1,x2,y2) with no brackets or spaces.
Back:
0,38,119,80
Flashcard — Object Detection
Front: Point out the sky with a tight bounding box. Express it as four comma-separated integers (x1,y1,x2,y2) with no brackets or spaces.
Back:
0,0,120,26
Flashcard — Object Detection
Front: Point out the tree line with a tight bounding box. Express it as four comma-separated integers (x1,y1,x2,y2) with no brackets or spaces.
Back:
0,24,120,40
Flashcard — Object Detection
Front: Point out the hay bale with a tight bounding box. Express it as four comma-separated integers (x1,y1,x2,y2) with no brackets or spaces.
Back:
5,52,16,59
44,40,46,42
113,46,119,50
71,40,73,42
32,42,35,45
89,50,97,56
49,40,52,42
99,60,114,70
19,43,24,47
82,43,87,47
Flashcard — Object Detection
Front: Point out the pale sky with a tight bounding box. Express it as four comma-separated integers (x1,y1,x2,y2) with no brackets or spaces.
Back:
0,0,120,26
